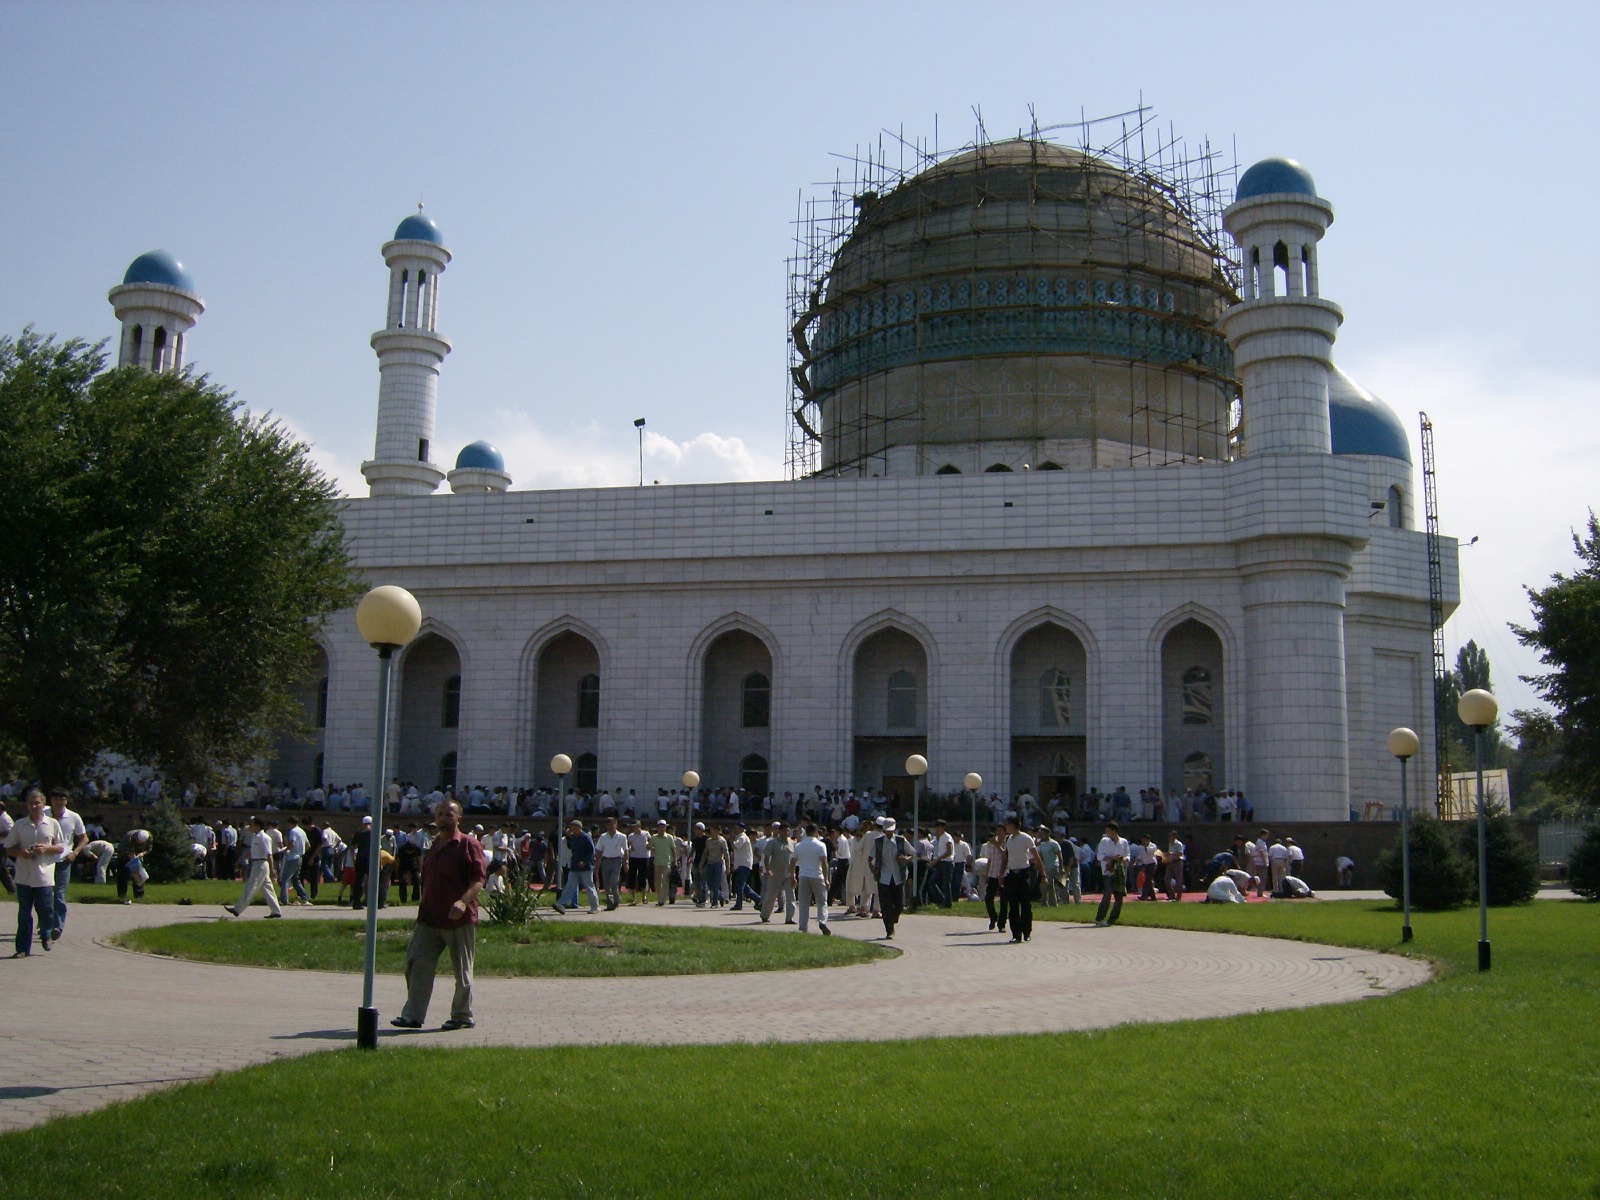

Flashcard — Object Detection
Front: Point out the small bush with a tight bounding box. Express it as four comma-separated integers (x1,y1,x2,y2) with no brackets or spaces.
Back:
1460,805,1540,906
482,865,543,926
144,799,198,883
1563,824,1600,901
1376,813,1472,911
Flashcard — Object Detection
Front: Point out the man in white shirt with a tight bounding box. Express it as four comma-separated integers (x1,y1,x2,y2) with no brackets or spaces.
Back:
0,804,14,894
1163,832,1186,902
931,821,956,909
223,816,283,918
729,825,758,911
281,816,310,905
1207,869,1251,903
1000,816,1043,942
5,788,65,955
626,821,653,905
1248,834,1271,897
790,823,831,935
594,816,629,911
47,788,88,940
1093,821,1131,927
1286,837,1305,883
1268,838,1291,893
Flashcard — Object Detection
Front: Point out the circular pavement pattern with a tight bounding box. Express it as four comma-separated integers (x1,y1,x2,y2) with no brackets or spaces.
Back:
0,899,1428,1131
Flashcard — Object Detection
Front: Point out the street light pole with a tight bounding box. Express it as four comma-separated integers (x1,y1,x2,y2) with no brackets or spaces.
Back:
1457,688,1498,971
1387,727,1419,944
551,754,571,892
906,755,927,909
634,417,646,487
353,585,422,1050
682,771,700,902
964,772,983,879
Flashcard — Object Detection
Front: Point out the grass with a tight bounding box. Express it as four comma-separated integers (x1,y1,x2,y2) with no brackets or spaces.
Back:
2,902,1596,1199
0,878,376,906
111,917,893,977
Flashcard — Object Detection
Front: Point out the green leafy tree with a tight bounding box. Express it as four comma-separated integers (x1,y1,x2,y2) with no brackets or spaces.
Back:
144,799,198,883
1436,639,1504,772
1512,511,1600,808
0,331,362,788
1567,825,1600,901
1376,813,1472,911
1459,805,1540,906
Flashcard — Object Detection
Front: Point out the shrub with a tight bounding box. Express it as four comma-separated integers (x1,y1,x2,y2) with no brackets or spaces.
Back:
1460,805,1541,906
144,799,198,883
1562,824,1600,901
482,865,543,926
1376,813,1471,911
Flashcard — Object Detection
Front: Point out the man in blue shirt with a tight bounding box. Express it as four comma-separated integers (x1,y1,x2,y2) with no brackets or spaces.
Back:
553,819,599,914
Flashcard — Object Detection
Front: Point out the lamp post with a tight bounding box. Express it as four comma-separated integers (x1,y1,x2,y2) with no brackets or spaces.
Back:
682,771,700,900
906,754,927,908
1387,727,1420,943
353,584,422,1050
550,754,571,891
1457,688,1498,971
634,417,646,486
964,772,983,872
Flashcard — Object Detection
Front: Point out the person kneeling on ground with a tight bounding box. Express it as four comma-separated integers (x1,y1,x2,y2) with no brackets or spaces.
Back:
1206,868,1253,904
1273,874,1315,899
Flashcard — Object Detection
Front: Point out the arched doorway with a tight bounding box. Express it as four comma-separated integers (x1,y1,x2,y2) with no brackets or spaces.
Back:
852,627,927,804
1161,619,1225,795
701,629,773,792
535,631,601,789
398,633,461,791
1009,624,1087,810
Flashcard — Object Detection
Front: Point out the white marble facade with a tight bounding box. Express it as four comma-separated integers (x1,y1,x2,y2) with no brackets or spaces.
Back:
113,154,1457,822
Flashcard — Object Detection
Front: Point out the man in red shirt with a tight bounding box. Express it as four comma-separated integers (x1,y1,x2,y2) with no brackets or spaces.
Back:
390,800,487,1031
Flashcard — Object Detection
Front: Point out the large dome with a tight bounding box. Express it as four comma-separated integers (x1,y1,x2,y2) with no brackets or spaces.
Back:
122,249,196,292
799,137,1238,475
1328,366,1411,463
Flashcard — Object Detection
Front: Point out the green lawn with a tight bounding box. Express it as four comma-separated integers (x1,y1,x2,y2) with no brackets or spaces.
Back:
112,917,892,977
1,878,374,906
2,902,1595,1199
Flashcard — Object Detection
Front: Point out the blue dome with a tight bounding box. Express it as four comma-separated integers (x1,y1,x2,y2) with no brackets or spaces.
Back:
1329,367,1411,463
122,250,195,292
1235,158,1318,201
393,212,444,244
455,440,505,472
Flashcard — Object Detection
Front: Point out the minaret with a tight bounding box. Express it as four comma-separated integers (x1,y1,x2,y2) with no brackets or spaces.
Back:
107,251,204,372
1218,158,1342,456
361,210,451,497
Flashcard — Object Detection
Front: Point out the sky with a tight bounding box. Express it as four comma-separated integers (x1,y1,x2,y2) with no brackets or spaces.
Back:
3,0,1596,719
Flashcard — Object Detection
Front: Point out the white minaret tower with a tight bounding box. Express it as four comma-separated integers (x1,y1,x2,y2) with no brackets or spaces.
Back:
1218,159,1342,456
361,210,451,497
107,251,204,371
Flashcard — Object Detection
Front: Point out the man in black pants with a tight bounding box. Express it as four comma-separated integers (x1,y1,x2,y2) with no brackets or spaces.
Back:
872,819,912,939
1094,821,1131,927
1000,815,1043,943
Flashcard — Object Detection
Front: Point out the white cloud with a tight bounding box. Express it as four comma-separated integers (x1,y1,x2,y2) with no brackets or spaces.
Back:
248,408,368,499
1348,340,1599,717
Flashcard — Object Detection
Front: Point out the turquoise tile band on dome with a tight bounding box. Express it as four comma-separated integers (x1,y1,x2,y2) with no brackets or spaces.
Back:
806,280,1233,392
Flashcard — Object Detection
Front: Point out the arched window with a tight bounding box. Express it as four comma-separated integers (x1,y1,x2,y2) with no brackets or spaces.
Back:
442,674,461,728
439,750,458,790
1181,667,1213,725
315,676,329,728
1039,668,1071,727
742,671,770,728
1387,484,1404,529
984,463,1013,473
1182,751,1212,791
1272,240,1290,295
576,673,600,728
741,754,769,797
575,751,598,795
887,670,917,730
151,326,168,371
130,324,143,365
935,464,962,475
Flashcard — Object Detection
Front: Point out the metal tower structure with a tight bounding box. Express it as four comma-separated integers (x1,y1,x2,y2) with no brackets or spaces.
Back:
1420,412,1450,816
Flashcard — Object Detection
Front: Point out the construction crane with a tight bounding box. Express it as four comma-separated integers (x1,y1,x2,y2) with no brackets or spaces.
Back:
1420,412,1451,816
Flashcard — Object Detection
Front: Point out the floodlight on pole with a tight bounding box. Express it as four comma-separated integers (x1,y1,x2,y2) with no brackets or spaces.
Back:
634,417,646,486
1387,726,1420,944
352,584,422,1050
1457,688,1498,971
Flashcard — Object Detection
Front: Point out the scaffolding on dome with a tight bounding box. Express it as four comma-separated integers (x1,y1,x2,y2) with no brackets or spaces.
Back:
785,104,1243,480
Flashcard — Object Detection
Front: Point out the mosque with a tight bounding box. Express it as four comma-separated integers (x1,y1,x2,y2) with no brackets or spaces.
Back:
106,137,1458,822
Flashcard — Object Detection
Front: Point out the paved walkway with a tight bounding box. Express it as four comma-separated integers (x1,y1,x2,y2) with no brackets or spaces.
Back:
0,898,1429,1133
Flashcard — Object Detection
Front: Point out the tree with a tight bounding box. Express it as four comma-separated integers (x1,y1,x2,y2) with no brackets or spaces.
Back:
1460,805,1541,907
1567,825,1600,901
1512,511,1600,808
1436,639,1504,772
1376,813,1472,911
145,799,199,883
0,331,362,788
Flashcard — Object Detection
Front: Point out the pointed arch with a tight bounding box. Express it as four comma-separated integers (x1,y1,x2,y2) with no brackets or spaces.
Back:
684,613,783,788
1149,603,1240,797
840,609,939,798
996,607,1099,811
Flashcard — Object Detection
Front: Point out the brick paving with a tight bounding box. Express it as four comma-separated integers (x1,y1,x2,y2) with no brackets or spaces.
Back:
0,897,1428,1133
